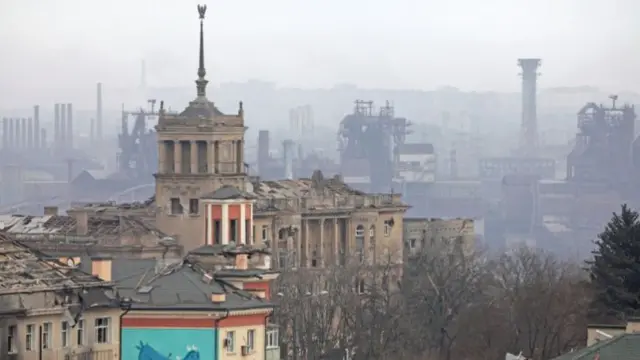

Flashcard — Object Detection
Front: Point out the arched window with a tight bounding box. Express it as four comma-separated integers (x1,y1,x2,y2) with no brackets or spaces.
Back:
355,225,365,262
355,225,365,237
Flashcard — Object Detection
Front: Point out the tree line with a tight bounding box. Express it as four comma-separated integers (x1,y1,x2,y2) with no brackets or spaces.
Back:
270,204,640,360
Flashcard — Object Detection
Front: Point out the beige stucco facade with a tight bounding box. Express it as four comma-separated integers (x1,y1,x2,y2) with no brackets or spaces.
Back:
6,307,121,360
404,217,476,258
219,324,266,360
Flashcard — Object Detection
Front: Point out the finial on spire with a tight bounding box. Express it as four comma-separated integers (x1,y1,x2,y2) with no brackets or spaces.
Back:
195,4,209,99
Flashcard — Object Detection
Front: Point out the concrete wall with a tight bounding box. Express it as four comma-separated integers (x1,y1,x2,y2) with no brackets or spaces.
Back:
121,328,216,360
6,307,120,360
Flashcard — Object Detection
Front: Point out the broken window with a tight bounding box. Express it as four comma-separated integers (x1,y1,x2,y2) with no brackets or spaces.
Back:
170,198,182,215
189,198,199,215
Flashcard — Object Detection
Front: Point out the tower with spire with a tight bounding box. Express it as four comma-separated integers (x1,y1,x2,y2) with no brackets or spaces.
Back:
154,4,247,251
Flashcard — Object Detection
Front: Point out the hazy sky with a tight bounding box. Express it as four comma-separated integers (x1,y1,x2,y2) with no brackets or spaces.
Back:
2,0,639,100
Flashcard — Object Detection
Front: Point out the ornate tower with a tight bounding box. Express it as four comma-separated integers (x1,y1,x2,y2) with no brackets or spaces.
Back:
154,4,247,250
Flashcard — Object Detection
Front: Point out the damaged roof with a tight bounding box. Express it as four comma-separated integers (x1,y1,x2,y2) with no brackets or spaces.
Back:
83,256,275,311
0,214,165,245
0,233,113,296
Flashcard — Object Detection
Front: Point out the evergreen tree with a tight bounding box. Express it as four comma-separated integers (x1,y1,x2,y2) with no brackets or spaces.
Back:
588,204,640,317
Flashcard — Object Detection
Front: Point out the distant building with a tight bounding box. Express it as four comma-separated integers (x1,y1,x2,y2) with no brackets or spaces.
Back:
0,233,121,360
403,217,476,257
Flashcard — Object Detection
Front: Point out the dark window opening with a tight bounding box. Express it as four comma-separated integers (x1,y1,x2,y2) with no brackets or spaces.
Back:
230,219,238,243
189,199,199,215
246,221,251,244
170,198,182,215
214,220,221,244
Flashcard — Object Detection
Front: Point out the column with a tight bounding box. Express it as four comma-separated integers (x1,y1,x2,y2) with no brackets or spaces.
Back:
249,202,254,244
304,219,310,267
221,204,229,245
175,140,182,174
191,141,198,173
206,205,212,245
240,203,246,244
296,227,302,268
333,218,339,266
158,141,166,173
319,218,325,267
209,141,215,174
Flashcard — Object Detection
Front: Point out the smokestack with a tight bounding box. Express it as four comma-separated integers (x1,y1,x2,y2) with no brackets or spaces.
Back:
90,118,95,141
20,118,26,149
41,129,47,149
33,105,40,149
7,118,13,149
60,103,67,146
257,130,270,174
54,103,60,148
2,118,7,149
283,140,294,179
518,58,541,156
67,103,73,149
97,83,103,140
27,117,33,149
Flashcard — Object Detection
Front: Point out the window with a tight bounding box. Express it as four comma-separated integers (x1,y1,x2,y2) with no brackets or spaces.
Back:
246,329,255,352
266,328,279,349
61,321,70,348
189,198,199,215
77,319,85,346
384,221,391,236
261,225,268,241
225,331,235,352
369,225,375,238
354,279,365,294
7,325,16,353
95,318,111,344
355,225,365,237
42,322,52,349
170,198,182,215
25,324,34,351
410,238,416,249
230,219,237,243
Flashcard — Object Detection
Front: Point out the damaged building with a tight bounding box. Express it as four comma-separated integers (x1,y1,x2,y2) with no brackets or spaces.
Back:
0,233,122,360
63,9,410,269
0,205,181,259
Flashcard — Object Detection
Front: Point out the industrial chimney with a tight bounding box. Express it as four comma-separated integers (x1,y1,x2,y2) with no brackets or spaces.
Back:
7,118,14,149
60,103,67,146
33,105,40,149
67,103,73,149
20,118,26,149
2,118,7,149
41,129,47,149
257,130,270,174
90,118,95,141
54,103,60,148
282,139,294,179
518,58,541,157
97,83,103,140
27,117,33,149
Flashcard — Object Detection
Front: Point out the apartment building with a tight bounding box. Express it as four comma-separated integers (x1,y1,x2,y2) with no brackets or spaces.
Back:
0,234,121,360
403,217,476,257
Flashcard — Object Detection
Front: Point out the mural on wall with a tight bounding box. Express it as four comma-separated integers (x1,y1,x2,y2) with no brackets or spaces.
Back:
122,328,216,360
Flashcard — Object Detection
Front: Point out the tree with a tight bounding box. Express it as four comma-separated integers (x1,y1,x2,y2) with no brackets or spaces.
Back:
588,204,640,318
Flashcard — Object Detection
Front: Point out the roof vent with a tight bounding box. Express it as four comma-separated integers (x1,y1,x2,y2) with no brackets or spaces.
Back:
202,273,213,284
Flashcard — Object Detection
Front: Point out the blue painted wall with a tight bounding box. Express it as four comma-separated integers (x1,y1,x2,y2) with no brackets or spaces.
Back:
122,328,217,360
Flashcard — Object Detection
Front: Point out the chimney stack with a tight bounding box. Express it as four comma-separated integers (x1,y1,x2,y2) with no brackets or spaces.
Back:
54,104,60,148
40,129,47,149
97,83,103,140
67,103,73,149
33,105,40,149
27,117,33,149
2,118,7,149
90,256,112,281
60,103,66,146
7,118,14,149
20,118,26,149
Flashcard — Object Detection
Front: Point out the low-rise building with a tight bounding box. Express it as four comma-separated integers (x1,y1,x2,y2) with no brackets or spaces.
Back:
403,217,476,257
550,320,640,360
0,233,122,360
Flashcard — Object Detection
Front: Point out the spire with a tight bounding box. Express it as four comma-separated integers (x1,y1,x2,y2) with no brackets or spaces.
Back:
196,4,208,99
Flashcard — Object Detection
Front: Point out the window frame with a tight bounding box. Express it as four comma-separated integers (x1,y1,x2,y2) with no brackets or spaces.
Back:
42,322,52,349
266,328,279,349
61,321,70,348
95,317,111,344
225,331,235,353
25,324,34,351
76,319,85,346
246,329,255,352
7,325,16,353
189,198,199,215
